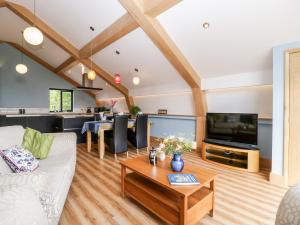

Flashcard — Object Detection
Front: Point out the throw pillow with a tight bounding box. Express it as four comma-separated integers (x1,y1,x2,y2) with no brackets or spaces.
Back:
31,132,55,159
0,146,39,172
22,127,39,151
0,185,48,225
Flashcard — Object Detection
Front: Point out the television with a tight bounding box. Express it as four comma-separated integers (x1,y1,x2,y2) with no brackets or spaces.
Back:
206,113,258,146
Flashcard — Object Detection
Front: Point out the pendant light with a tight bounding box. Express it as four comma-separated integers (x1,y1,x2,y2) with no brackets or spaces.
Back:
16,32,28,75
114,74,121,84
132,68,140,86
87,26,96,80
23,0,43,46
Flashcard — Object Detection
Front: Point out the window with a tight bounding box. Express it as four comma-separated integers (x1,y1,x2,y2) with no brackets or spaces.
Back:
49,89,73,112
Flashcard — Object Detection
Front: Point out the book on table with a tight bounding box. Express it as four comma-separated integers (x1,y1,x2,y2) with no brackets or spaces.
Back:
168,174,200,185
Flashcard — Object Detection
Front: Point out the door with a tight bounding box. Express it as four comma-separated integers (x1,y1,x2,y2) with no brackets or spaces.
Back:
286,51,300,186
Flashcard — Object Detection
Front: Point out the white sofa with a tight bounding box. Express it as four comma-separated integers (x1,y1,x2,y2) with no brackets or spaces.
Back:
0,125,76,225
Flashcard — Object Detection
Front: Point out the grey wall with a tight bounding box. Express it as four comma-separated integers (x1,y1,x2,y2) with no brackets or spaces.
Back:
272,41,300,176
0,43,95,109
149,115,272,160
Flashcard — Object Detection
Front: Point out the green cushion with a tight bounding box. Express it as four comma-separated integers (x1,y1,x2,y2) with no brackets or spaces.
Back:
22,128,39,151
22,128,54,159
31,133,54,159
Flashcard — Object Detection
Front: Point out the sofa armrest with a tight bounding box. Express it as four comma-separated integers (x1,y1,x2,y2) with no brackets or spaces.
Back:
48,132,77,157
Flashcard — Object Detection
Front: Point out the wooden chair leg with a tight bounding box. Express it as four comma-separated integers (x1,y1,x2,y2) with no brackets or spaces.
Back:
114,154,117,161
126,151,129,158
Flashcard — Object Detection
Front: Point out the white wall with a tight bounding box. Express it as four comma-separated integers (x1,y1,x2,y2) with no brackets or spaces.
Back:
106,70,272,118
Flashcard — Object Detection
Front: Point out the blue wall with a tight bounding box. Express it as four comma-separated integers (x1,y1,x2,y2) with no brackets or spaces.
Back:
272,41,300,175
0,43,95,109
149,115,272,160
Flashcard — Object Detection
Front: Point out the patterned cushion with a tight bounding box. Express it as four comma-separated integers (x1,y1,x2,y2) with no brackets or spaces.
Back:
276,184,300,225
22,127,39,151
0,185,48,225
0,146,39,172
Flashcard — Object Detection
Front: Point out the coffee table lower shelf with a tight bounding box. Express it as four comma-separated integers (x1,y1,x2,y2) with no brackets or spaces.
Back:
124,172,214,225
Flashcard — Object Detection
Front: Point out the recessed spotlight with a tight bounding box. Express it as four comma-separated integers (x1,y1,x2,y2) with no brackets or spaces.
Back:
203,22,210,29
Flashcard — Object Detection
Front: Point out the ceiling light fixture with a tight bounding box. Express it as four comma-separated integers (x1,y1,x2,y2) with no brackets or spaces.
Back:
16,32,28,75
114,74,121,84
23,0,43,45
87,26,96,80
203,22,210,29
132,68,140,86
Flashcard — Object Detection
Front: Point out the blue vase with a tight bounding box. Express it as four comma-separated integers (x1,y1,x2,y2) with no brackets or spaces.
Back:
170,153,184,172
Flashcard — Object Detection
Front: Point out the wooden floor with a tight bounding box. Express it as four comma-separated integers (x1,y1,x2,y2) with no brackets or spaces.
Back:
59,144,287,225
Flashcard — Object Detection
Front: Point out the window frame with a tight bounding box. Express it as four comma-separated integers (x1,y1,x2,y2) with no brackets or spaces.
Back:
49,88,74,112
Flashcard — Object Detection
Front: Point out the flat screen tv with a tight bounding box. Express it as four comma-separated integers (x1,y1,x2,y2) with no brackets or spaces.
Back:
206,113,258,145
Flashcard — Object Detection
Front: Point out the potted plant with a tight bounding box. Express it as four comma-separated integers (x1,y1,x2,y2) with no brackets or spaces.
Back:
158,136,193,172
130,105,142,118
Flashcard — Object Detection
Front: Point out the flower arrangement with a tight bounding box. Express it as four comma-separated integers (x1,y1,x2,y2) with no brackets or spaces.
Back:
158,136,193,155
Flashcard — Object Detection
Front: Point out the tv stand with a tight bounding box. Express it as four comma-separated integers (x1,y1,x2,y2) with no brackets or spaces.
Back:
202,142,259,172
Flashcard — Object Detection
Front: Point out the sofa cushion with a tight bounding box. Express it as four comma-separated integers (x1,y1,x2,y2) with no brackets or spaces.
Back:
0,185,48,225
31,132,55,159
0,146,39,172
22,127,39,151
0,157,11,174
0,126,25,149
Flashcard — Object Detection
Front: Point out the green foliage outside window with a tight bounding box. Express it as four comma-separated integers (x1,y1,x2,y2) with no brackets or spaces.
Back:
49,89,73,112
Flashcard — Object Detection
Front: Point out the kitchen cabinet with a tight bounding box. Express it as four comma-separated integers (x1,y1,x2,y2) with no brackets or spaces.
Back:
0,115,58,133
57,116,95,144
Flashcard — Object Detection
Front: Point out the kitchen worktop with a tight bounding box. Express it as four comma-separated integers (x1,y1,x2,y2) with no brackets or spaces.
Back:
0,112,96,118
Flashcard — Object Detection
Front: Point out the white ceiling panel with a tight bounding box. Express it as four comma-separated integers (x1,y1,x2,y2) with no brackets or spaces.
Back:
66,63,123,98
8,0,127,48
158,0,300,77
92,28,189,95
0,8,70,67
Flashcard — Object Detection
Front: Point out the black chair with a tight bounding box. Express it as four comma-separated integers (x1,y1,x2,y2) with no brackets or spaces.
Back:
104,115,129,160
128,114,148,154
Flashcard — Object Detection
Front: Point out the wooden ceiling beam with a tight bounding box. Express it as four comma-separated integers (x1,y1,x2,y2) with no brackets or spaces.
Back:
142,0,182,17
0,0,6,8
4,41,96,98
4,1,133,109
80,58,128,96
54,57,78,73
79,13,139,59
119,0,201,88
5,2,80,58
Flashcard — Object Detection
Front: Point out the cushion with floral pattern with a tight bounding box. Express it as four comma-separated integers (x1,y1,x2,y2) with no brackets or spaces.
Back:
0,146,39,173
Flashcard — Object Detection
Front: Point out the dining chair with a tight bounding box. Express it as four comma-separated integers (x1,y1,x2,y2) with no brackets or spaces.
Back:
128,114,148,154
104,115,129,160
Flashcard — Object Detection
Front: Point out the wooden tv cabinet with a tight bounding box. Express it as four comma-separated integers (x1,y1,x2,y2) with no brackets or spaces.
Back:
202,142,259,172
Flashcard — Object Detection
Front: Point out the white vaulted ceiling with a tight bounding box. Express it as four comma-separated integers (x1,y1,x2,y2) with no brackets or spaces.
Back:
158,0,300,77
0,8,70,67
92,28,189,96
1,0,300,97
8,0,127,48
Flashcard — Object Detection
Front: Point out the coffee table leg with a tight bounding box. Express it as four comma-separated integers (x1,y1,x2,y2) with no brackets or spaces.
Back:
121,165,126,197
86,131,91,153
180,195,188,225
209,179,215,217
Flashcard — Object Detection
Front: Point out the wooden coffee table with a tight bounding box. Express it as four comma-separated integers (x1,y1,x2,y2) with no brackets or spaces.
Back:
120,156,217,225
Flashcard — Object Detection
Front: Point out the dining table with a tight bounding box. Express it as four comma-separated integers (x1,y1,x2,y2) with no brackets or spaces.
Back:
81,119,151,159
